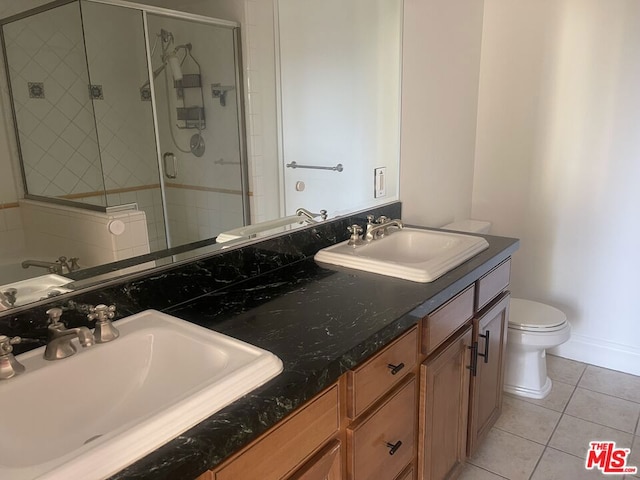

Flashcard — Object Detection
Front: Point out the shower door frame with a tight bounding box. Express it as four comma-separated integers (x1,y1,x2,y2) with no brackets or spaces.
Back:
97,0,251,248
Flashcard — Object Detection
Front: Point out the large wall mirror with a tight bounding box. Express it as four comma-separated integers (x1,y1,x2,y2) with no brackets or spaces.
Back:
0,0,402,311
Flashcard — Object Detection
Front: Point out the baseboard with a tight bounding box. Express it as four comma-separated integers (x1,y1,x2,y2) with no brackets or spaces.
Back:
549,333,640,376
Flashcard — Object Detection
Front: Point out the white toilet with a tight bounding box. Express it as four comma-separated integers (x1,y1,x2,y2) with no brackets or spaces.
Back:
442,220,571,399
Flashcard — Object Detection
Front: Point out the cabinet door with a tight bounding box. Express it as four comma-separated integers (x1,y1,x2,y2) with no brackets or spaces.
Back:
289,440,342,480
467,293,510,456
418,325,473,480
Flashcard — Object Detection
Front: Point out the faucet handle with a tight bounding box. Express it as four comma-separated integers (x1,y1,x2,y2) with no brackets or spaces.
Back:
87,304,119,343
87,304,116,322
46,307,64,326
2,288,17,307
366,214,375,224
376,215,390,224
347,225,364,246
0,335,21,354
0,335,25,379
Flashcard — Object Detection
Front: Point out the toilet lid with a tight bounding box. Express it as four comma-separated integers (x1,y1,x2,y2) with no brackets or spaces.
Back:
509,298,567,331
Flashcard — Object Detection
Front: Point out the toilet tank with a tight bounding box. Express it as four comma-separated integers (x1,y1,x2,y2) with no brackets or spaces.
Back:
442,220,491,234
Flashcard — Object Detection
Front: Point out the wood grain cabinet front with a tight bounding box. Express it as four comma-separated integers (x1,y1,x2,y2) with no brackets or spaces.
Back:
418,325,473,480
289,440,343,480
213,383,340,480
467,292,510,457
347,376,417,480
347,327,418,418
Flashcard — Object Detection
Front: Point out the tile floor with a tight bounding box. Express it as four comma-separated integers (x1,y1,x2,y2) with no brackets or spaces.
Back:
461,355,640,479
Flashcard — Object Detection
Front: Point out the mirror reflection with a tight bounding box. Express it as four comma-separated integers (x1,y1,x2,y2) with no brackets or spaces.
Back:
0,0,402,310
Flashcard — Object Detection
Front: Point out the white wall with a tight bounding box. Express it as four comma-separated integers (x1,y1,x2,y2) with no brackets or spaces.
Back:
400,0,484,227
472,0,640,374
278,0,402,217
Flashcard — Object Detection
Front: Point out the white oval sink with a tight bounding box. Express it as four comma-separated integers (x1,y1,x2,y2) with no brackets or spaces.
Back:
0,310,283,480
315,228,489,282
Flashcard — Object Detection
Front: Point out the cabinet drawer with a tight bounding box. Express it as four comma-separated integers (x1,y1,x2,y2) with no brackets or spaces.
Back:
422,286,474,355
476,259,511,311
216,384,340,480
347,376,416,480
348,327,418,418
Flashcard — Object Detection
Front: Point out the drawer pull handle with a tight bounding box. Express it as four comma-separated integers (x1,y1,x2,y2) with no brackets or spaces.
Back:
478,330,490,363
387,362,405,375
467,342,478,377
386,440,403,455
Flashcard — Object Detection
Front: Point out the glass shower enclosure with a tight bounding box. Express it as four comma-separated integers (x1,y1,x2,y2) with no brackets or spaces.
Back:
0,0,249,252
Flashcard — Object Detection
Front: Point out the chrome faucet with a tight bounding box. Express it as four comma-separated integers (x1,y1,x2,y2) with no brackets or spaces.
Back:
44,307,95,360
0,335,25,380
22,256,80,275
296,208,328,223
364,217,404,242
87,304,119,343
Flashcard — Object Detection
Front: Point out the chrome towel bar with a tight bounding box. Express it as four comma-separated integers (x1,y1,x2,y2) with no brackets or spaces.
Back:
286,161,343,172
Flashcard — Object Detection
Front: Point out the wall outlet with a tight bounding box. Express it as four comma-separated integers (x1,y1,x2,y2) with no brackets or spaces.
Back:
374,167,386,198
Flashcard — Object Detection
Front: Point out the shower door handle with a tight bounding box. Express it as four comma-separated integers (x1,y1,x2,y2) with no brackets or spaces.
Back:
163,152,178,179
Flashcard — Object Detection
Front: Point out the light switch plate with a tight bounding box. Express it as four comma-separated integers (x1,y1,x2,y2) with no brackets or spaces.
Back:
374,167,386,198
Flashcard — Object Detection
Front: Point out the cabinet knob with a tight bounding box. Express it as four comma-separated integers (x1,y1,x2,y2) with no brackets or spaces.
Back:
386,440,402,455
386,362,405,375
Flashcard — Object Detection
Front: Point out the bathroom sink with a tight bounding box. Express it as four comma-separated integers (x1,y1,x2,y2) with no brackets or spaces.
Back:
315,228,489,283
0,310,283,480
0,274,73,307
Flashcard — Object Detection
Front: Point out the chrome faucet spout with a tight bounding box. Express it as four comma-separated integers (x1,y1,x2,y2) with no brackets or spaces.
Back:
364,219,404,242
22,259,62,274
44,308,95,360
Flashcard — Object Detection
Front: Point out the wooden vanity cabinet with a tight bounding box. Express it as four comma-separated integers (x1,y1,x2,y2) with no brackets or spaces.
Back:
466,259,511,457
205,381,342,480
417,287,475,480
346,326,419,480
196,258,513,480
418,326,473,480
467,292,510,457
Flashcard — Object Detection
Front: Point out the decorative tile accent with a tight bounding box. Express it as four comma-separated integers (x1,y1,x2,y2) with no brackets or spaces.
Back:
88,84,103,100
28,82,45,99
140,86,152,101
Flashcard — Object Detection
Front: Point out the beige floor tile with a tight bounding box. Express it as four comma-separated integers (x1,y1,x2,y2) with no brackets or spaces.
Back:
468,428,545,480
565,388,640,434
458,463,509,480
495,395,561,444
547,354,587,386
628,435,640,478
512,379,575,412
579,365,640,403
531,447,607,480
549,414,634,459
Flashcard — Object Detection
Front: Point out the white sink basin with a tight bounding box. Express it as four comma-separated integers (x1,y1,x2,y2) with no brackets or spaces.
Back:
1,274,73,307
0,310,283,480
315,228,489,282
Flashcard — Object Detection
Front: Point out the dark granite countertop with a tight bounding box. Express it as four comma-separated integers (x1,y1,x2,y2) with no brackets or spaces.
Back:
109,233,519,480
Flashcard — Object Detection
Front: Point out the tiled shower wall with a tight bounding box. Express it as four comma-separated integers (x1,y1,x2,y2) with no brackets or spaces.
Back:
3,3,105,202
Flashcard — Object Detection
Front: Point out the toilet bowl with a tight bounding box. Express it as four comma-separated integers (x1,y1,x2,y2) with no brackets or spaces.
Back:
504,298,571,398
442,220,571,399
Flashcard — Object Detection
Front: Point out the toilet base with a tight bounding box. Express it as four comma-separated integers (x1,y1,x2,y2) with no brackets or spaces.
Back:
504,376,553,399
